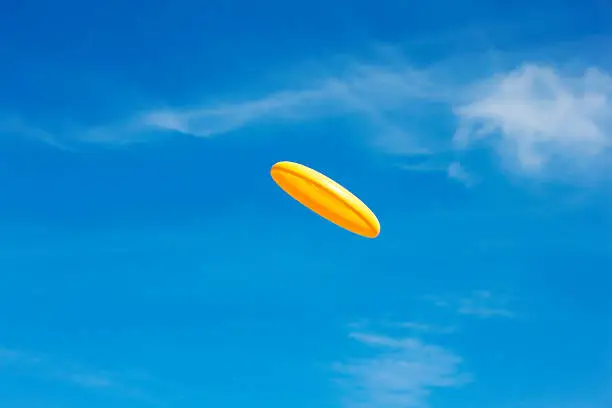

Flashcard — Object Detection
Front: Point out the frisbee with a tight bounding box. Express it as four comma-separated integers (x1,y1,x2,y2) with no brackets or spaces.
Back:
270,161,380,238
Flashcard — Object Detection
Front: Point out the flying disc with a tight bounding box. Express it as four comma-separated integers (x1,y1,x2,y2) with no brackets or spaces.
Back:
270,161,380,238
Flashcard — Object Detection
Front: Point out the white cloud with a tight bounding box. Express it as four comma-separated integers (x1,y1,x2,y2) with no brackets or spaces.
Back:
334,332,469,408
454,64,612,179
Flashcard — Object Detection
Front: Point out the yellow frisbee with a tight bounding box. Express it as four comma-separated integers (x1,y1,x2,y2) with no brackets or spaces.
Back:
270,161,380,238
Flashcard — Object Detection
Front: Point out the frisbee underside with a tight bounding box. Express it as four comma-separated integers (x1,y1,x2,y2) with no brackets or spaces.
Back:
271,161,380,238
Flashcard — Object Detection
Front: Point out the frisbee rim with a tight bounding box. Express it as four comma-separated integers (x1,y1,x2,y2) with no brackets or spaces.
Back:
270,161,380,238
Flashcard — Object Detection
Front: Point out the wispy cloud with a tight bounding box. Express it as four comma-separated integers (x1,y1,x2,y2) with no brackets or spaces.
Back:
116,58,612,184
84,60,438,153
334,332,469,408
423,291,516,319
396,156,478,187
6,46,612,185
0,346,166,405
349,319,456,335
0,346,114,389
457,291,516,319
337,290,518,407
447,161,478,186
0,115,74,150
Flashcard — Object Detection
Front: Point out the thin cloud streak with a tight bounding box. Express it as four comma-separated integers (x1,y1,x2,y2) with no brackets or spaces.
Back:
0,346,116,389
0,346,168,405
423,291,516,319
393,322,457,334
457,291,516,319
134,62,438,151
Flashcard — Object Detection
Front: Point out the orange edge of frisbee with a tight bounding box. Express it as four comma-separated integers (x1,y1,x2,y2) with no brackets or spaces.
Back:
270,161,380,238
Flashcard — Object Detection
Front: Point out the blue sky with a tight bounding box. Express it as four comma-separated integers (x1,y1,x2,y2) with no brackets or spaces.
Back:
0,0,611,407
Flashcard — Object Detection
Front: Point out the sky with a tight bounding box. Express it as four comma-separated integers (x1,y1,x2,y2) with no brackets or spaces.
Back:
0,0,611,407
